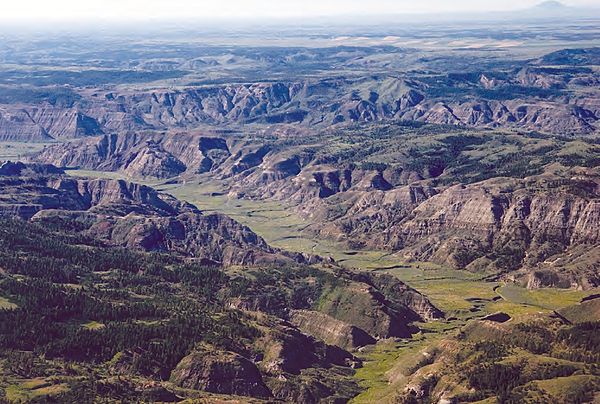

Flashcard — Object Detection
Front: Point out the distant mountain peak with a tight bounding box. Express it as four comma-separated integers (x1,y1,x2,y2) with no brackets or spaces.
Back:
534,0,568,9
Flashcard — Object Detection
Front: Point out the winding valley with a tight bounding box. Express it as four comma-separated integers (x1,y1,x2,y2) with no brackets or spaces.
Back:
0,3,599,403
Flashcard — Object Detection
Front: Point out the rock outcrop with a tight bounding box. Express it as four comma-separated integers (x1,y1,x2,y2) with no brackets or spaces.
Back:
228,261,442,343
304,268,443,340
290,310,376,350
0,106,102,141
170,349,272,399
169,314,364,402
306,172,600,288
3,54,600,141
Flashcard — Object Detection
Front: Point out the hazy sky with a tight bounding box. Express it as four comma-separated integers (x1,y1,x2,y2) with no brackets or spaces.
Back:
1,0,598,22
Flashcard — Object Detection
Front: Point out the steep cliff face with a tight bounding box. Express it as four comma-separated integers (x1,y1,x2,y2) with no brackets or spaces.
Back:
23,177,193,217
300,184,438,245
215,136,598,287
0,107,52,141
305,172,600,287
32,133,193,177
29,107,103,139
398,99,597,135
0,106,102,141
3,66,599,141
72,78,597,135
120,145,187,179
392,176,600,261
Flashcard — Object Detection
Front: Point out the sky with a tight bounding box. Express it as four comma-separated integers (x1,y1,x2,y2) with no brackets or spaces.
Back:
1,0,598,22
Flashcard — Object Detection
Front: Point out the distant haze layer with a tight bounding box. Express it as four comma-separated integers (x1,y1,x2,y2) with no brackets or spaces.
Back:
2,0,598,22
